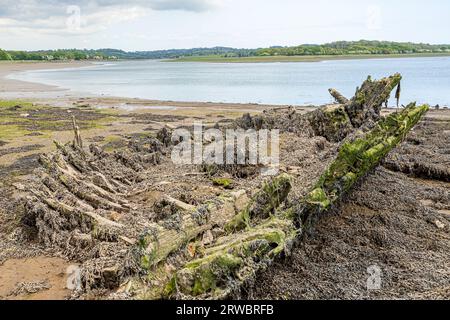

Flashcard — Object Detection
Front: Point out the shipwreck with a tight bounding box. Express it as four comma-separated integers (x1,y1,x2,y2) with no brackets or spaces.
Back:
21,73,430,299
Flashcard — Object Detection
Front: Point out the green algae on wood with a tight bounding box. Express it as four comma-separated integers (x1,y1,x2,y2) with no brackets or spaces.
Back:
137,190,252,271
164,104,429,299
165,217,298,298
225,173,292,233
299,103,429,224
308,104,353,142
345,73,402,128
308,74,403,142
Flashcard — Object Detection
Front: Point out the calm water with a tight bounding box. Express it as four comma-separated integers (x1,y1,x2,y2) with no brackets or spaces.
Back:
9,57,450,106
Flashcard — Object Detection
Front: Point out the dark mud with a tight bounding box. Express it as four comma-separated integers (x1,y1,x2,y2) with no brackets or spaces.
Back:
0,154,41,179
0,144,44,158
384,112,450,182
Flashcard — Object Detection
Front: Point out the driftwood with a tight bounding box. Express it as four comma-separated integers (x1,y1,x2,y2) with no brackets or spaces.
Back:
21,74,428,299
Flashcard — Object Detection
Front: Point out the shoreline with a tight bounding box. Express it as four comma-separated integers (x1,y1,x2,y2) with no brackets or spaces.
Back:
169,52,450,63
0,61,93,95
1,60,449,111
0,61,314,110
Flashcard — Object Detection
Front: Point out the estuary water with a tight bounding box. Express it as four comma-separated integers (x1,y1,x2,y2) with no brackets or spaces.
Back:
9,57,450,106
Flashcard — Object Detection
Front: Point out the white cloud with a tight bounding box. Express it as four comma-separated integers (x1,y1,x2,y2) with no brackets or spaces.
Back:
0,0,218,35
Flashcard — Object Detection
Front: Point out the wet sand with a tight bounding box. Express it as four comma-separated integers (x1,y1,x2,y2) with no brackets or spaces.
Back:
0,257,71,300
0,61,93,94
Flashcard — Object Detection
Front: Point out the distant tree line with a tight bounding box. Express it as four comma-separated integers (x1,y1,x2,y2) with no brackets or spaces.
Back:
255,40,450,56
1,41,450,61
0,49,117,61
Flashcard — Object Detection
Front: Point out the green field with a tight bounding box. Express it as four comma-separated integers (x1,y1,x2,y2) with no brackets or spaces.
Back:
168,52,450,63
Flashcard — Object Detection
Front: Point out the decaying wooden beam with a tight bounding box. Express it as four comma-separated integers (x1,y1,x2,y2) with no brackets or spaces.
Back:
328,88,349,104
395,82,401,108
162,103,429,299
72,116,83,149
345,73,402,127
309,73,403,142
299,103,429,228
137,190,251,270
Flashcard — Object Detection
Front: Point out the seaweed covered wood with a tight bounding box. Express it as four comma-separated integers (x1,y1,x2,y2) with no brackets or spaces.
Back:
298,103,430,228
233,74,403,142
308,73,403,142
162,104,429,299
162,174,297,299
345,73,402,127
137,190,251,269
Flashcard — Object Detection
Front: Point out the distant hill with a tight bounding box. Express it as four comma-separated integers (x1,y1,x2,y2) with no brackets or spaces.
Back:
1,41,450,61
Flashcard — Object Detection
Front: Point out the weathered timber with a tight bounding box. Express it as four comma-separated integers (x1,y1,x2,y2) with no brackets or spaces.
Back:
233,74,403,143
165,217,297,298
137,190,251,269
163,103,429,299
345,73,402,127
224,173,292,233
298,103,429,228
328,88,349,104
136,175,291,271
72,116,83,149
309,73,402,142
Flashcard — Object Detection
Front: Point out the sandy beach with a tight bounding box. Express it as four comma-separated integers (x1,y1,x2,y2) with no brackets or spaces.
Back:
0,61,93,94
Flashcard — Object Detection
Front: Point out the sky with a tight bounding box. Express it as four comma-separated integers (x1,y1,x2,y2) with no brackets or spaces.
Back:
0,0,449,51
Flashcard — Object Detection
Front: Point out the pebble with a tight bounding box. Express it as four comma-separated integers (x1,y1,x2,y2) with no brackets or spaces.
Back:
434,220,446,230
